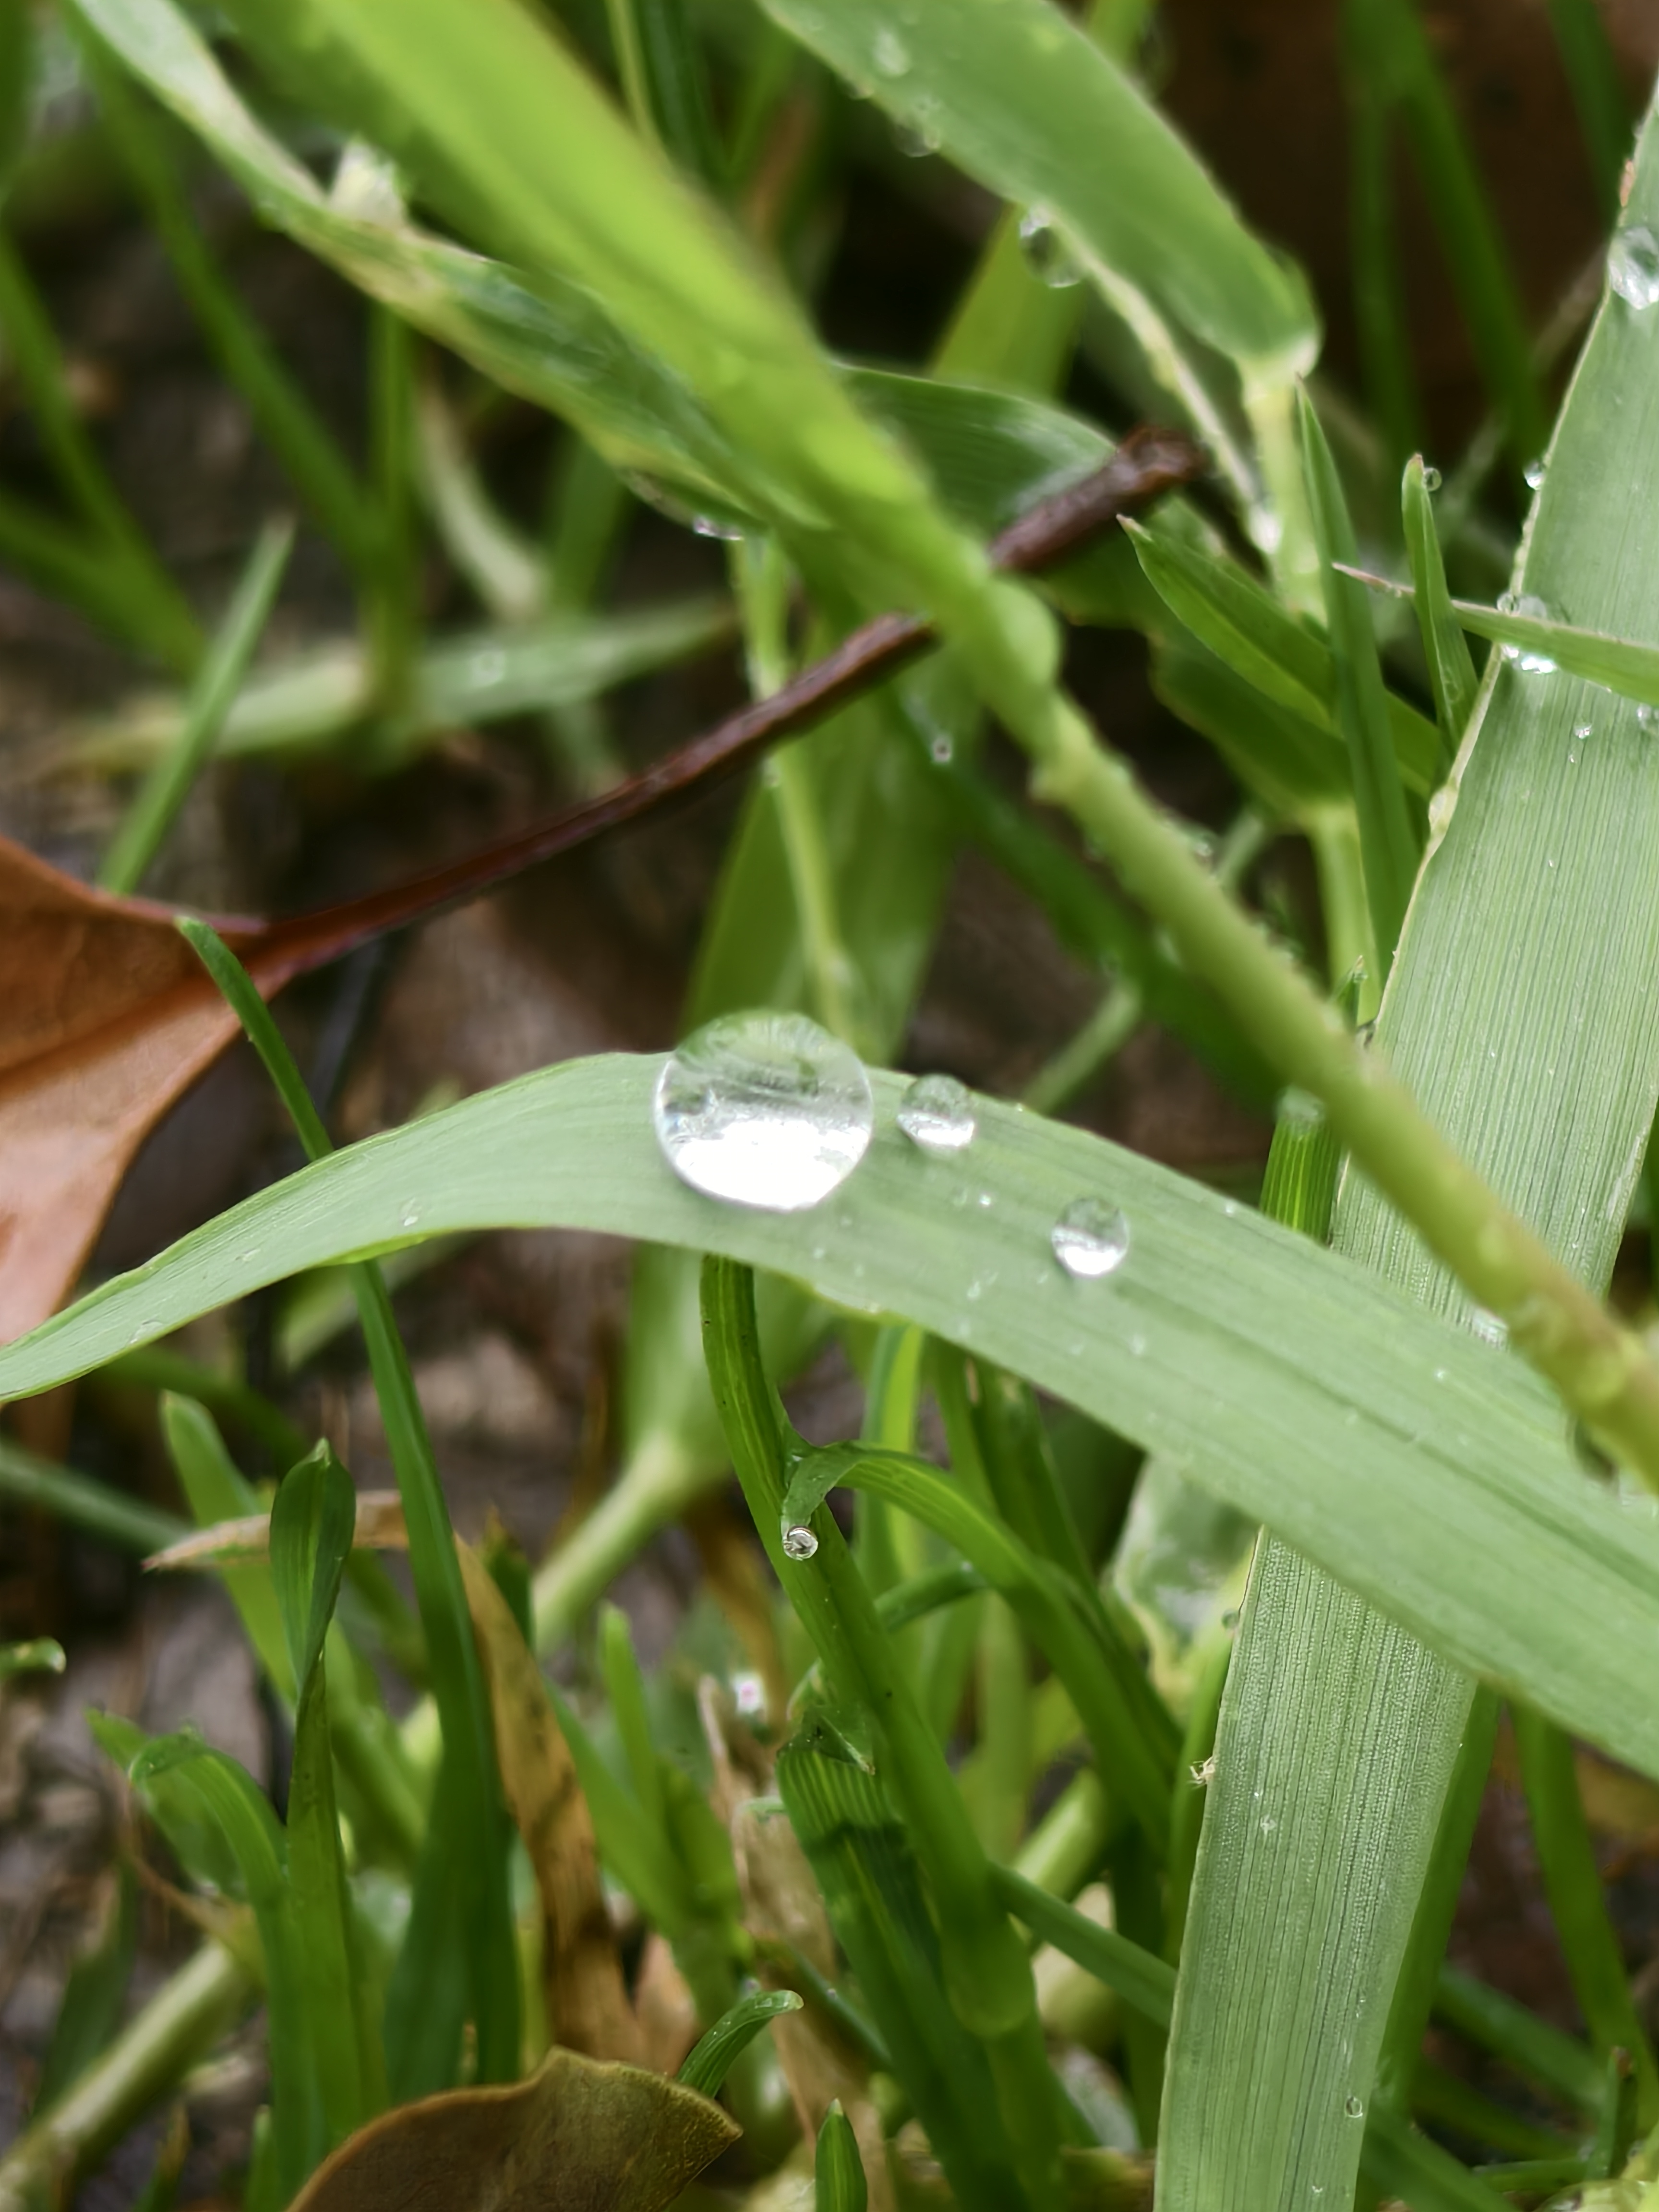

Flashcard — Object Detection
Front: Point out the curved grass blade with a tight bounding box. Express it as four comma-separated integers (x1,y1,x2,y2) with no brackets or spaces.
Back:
676,1989,803,2099
988,1863,1174,2028
7,1055,1659,1780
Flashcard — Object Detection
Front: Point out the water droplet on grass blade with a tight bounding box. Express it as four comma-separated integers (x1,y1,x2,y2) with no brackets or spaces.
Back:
1344,2096,1364,2119
1051,1199,1130,1279
781,1522,818,1561
1524,457,1547,489
872,25,911,74
653,1012,873,1211
1017,209,1083,289
1496,591,1557,674
1610,224,1659,310
1471,1309,1508,1347
898,1073,976,1152
1420,465,1442,491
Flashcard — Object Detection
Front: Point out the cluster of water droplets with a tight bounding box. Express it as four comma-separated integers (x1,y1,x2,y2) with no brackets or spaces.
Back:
1610,223,1659,313
1495,590,1557,675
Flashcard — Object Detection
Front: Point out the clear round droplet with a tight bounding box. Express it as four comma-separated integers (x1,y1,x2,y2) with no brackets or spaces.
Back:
781,1522,819,1561
1051,1198,1131,1279
1610,223,1659,311
898,1073,977,1153
1523,456,1547,490
872,25,911,75
1496,591,1557,674
1344,2095,1365,2120
1419,463,1442,492
1017,208,1083,290
654,1012,874,1212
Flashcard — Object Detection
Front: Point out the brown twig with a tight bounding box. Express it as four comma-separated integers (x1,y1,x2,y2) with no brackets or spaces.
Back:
234,425,1204,993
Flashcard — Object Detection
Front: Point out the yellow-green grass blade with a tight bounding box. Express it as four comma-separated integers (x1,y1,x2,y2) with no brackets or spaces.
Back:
7,1053,1659,1780
1157,82,1659,2212
1401,455,1478,753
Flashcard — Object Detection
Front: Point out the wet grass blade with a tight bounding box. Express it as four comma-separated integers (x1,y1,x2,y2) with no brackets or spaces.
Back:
175,919,519,2085
1299,387,1421,973
98,519,293,895
1401,456,1478,755
676,1990,802,2098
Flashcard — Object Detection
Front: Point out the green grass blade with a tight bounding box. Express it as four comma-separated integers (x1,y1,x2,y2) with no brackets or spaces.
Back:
813,2102,867,2212
1401,456,1479,755
270,1447,384,2147
98,519,292,895
1123,515,1442,798
1347,567,1659,707
0,1431,184,1556
989,1863,1175,2026
1159,89,1659,2212
598,1601,669,1836
176,920,519,2085
1346,0,1547,472
161,1394,291,1697
546,1682,692,1936
1433,1963,1605,2113
776,1732,1034,2212
79,44,378,579
1343,10,1421,484
1547,0,1632,224
32,1869,138,2116
762,0,1314,448
1358,2109,1511,2212
1512,1704,1659,2123
1299,387,1421,972
676,1990,802,2098
12,1055,1659,1779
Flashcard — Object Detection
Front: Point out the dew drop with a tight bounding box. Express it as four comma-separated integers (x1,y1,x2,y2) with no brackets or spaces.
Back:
1640,702,1659,732
891,109,941,158
1276,1086,1324,1133
653,1011,874,1212
897,1072,976,1152
1523,456,1548,490
1610,223,1659,311
1017,208,1083,290
127,1319,161,1346
1260,1815,1277,1835
929,732,954,764
1471,1308,1509,1348
872,24,911,75
1051,1198,1130,1279
1496,591,1557,674
692,512,745,542
1420,464,1442,492
400,1202,422,1228
781,1522,819,1561
1344,2095,1364,2120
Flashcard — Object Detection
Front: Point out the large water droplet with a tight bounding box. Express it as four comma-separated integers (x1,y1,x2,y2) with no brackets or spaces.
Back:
1051,1199,1130,1279
1017,208,1083,290
1523,456,1547,490
654,1013,873,1211
781,1522,819,1561
1496,591,1557,674
1420,464,1442,492
1610,224,1659,311
898,1073,976,1152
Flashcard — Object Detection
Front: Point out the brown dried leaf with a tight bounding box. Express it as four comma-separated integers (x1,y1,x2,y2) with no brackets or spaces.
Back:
288,2044,739,2212
143,1491,407,1571
456,1542,641,2064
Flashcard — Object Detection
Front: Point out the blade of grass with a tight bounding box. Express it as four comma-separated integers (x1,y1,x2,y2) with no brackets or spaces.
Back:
989,1863,1175,2028
1343,11,1421,486
1299,387,1421,974
706,1259,1068,2212
1547,0,1632,226
676,1990,803,2098
1433,1963,1605,2113
1158,90,1659,2212
98,519,292,895
1512,1704,1659,2125
813,2101,867,2212
174,919,519,2085
1400,455,1478,756
160,1395,291,1695
0,1431,184,1556
1344,570,1659,708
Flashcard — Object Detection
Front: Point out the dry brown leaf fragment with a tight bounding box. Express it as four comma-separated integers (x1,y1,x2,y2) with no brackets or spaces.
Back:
457,1541,641,2064
288,2045,739,2212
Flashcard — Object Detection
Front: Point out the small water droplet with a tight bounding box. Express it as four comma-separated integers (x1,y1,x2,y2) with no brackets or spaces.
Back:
1639,702,1659,732
891,108,941,157
929,732,954,764
1471,1308,1509,1348
1610,223,1659,310
1344,2095,1364,2119
872,24,911,75
1524,456,1548,490
1051,1199,1130,1279
897,1073,976,1152
1260,1815,1277,1835
1277,1086,1324,1132
127,1319,161,1345
653,1011,874,1212
1017,208,1083,289
1420,464,1442,492
692,512,744,541
1495,588,1558,674
400,1201,422,1228
976,1191,993,1209
1129,1333,1147,1357
781,1522,819,1561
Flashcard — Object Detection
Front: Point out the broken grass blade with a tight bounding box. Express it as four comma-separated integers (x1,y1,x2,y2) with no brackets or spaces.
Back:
99,519,294,896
